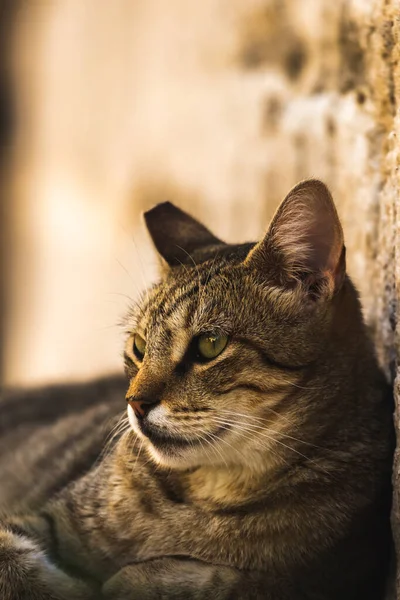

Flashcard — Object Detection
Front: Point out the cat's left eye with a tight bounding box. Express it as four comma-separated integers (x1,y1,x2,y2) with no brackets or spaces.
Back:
133,334,146,360
197,333,228,360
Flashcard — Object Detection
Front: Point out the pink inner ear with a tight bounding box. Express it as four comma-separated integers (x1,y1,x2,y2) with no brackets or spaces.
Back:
247,180,346,295
304,214,342,273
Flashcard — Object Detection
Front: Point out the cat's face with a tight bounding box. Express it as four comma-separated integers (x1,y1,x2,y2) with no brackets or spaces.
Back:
124,180,346,470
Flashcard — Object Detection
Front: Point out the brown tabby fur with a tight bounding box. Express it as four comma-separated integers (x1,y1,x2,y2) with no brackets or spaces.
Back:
0,180,394,599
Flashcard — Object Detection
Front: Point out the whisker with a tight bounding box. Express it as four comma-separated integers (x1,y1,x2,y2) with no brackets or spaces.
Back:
192,425,240,470
132,437,145,476
175,245,203,314
220,407,296,428
101,426,130,462
124,430,139,465
196,433,219,467
218,410,327,450
198,251,219,311
210,421,291,467
98,413,130,463
175,257,191,278
116,258,139,290
211,417,329,472
202,431,230,469
193,421,285,468
107,292,135,302
279,379,323,391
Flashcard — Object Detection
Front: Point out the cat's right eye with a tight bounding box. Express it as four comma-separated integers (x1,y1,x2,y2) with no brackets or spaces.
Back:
133,334,146,360
197,333,228,360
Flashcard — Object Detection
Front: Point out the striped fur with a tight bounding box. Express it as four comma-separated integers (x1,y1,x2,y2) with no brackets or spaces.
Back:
0,180,394,599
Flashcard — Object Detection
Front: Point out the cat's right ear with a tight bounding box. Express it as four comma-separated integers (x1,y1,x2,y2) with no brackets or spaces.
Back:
246,179,346,300
144,202,223,268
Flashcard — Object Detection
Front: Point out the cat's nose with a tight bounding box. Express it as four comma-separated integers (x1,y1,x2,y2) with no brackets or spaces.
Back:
127,395,159,420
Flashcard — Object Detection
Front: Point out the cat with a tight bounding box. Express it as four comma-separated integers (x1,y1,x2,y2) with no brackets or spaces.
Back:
0,179,394,600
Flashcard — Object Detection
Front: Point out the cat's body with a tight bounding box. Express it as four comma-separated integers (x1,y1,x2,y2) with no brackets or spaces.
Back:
0,180,394,599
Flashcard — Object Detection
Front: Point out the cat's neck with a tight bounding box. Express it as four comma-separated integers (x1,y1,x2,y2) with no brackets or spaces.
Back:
181,463,272,507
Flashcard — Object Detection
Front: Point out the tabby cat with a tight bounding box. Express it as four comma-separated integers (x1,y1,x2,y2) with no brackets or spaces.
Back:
0,179,394,599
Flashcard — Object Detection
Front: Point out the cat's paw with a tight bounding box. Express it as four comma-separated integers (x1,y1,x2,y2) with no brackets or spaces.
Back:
102,559,187,600
0,529,55,600
102,558,240,600
0,529,94,600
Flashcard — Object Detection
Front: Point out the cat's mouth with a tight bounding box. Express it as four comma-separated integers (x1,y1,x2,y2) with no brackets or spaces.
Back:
138,419,228,450
138,420,200,448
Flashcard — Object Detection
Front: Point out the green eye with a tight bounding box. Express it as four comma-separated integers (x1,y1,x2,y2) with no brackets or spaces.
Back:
197,333,228,360
133,334,146,359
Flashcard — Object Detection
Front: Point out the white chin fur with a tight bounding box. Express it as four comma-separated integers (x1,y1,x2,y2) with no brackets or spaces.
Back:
127,404,139,432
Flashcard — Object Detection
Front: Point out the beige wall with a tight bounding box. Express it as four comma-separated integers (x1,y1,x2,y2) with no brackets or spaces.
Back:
5,0,273,384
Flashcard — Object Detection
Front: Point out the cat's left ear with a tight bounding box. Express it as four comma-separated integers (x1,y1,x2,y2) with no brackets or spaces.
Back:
246,179,346,299
144,202,223,267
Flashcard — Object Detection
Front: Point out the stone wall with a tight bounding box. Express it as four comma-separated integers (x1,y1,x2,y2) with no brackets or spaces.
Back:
237,2,400,592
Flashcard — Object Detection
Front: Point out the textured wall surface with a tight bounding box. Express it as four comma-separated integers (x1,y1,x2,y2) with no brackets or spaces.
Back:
3,0,400,591
242,2,400,592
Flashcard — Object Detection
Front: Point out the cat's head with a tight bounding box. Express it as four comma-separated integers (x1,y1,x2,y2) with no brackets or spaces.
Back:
124,179,354,471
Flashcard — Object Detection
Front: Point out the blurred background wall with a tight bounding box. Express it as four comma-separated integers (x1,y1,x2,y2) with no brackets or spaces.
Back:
1,0,400,594
4,0,398,387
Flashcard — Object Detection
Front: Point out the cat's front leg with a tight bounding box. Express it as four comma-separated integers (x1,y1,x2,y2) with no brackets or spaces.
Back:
102,558,289,600
0,528,95,600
